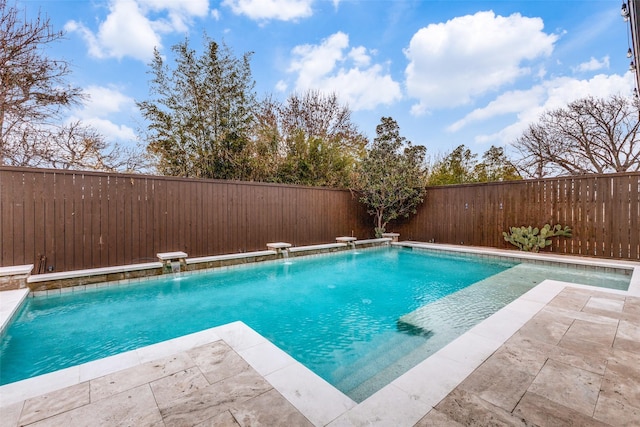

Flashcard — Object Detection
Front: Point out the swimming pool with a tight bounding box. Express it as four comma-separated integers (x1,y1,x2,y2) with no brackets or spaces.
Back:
0,246,631,401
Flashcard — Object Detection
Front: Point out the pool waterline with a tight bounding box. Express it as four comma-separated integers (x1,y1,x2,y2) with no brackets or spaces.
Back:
0,244,637,404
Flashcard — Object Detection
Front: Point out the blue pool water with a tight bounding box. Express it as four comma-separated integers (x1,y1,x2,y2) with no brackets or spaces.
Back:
0,247,630,401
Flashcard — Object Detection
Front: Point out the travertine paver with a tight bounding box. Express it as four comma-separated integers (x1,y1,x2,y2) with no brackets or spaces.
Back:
26,384,163,427
457,356,536,412
415,287,640,427
515,309,575,345
528,359,602,416
90,351,194,401
18,382,91,425
5,341,313,427
230,388,314,427
514,392,610,427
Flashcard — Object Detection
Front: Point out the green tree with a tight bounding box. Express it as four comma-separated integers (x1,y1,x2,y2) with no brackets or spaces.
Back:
428,145,520,185
514,95,640,177
251,90,367,187
354,117,427,237
427,144,477,185
275,132,355,186
473,146,521,182
137,36,256,179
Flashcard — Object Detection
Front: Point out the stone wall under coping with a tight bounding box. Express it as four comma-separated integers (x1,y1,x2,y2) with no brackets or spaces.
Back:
354,241,390,249
184,253,279,271
288,246,350,257
28,268,164,292
0,274,29,292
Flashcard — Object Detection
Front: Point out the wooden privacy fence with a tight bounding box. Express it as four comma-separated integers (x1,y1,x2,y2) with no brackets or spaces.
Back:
394,172,640,260
0,167,371,273
1,168,639,273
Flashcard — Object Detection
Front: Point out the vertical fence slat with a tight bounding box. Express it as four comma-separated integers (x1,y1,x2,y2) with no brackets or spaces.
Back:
1,167,639,272
1,172,18,265
630,175,640,259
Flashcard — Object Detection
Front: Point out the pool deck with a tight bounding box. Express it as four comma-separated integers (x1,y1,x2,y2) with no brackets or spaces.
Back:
1,247,639,426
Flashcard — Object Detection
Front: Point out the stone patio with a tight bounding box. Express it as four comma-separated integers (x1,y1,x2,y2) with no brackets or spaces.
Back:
415,287,640,426
1,340,312,427
1,286,639,426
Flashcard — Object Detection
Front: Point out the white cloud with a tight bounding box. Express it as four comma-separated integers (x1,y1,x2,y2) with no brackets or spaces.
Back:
65,0,209,62
348,46,371,67
222,0,313,21
460,73,635,145
69,85,138,143
404,11,558,113
77,117,138,143
275,80,288,92
447,87,546,133
79,85,136,118
289,32,348,88
572,56,610,73
140,0,209,32
285,32,402,110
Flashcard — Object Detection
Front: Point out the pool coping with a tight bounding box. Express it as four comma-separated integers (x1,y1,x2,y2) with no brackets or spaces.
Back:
1,244,639,426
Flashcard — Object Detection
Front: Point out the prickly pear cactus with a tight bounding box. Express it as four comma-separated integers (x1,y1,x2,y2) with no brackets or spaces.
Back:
502,223,572,252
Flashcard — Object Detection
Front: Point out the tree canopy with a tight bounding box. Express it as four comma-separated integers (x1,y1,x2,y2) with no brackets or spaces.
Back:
428,144,520,185
514,95,640,177
251,90,367,187
138,37,257,179
353,117,427,236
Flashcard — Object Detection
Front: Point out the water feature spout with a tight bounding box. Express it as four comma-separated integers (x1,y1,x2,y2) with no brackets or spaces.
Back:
170,261,181,273
336,236,357,249
157,251,188,274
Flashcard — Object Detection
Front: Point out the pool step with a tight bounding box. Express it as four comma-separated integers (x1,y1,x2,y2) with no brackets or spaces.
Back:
331,329,427,399
340,264,540,401
398,264,539,333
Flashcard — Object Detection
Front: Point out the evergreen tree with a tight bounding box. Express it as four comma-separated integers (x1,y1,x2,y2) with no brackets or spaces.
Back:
474,146,521,182
138,37,256,179
428,145,476,185
354,117,427,237
428,145,521,185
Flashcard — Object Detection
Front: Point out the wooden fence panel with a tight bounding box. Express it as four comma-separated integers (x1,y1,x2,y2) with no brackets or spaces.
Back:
393,172,639,260
631,174,640,259
1,167,373,272
1,167,638,273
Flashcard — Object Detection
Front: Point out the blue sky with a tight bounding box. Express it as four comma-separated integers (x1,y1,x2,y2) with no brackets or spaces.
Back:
19,0,637,161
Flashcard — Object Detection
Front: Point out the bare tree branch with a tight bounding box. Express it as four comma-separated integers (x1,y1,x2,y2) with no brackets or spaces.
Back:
514,95,640,177
0,0,143,172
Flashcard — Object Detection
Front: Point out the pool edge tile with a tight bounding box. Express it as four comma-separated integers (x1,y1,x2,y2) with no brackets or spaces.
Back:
0,366,80,407
0,289,29,335
78,350,142,383
225,321,357,426
328,383,431,427
238,341,296,377
212,321,268,351
265,362,357,427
